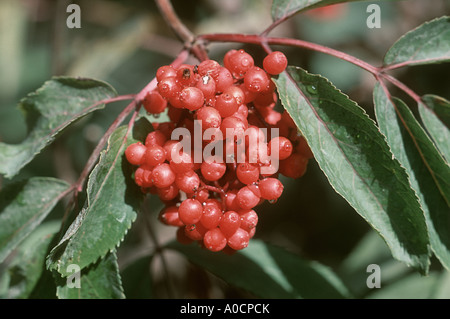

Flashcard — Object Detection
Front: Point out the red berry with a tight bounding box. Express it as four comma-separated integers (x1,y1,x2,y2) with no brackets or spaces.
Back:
196,74,216,98
263,51,288,75
157,183,179,201
134,165,153,188
179,87,204,111
279,153,308,178
176,226,194,245
145,130,167,147
200,202,223,229
215,93,239,118
151,163,176,188
159,206,183,227
142,90,167,114
196,106,222,130
219,211,241,238
258,177,284,201
178,199,203,225
225,49,254,79
215,67,234,93
244,66,271,93
125,142,147,166
201,159,227,182
157,76,181,99
184,223,207,241
296,136,314,159
175,170,200,194
268,136,293,160
156,65,177,81
224,190,241,211
143,144,166,167
236,162,260,185
203,228,227,252
227,228,250,250
169,151,194,174
239,209,258,232
236,185,261,209
197,60,221,79
177,64,197,87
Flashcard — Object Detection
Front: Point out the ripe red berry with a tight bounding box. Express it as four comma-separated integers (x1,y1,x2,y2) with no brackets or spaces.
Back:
215,92,239,118
198,60,221,79
156,65,177,81
227,228,250,250
203,228,227,252
219,211,241,238
151,163,176,188
258,177,284,201
144,144,166,167
125,142,147,166
200,202,223,229
175,170,200,194
179,87,204,111
201,159,227,182
236,185,261,209
134,165,153,188
145,130,167,147
236,162,260,185
157,183,180,201
215,67,234,93
279,153,308,179
142,90,167,114
196,106,222,130
268,136,293,160
196,75,216,98
159,206,184,227
244,66,271,93
178,199,203,224
239,209,258,232
225,49,254,79
169,151,194,174
157,76,181,99
184,223,207,241
263,51,288,75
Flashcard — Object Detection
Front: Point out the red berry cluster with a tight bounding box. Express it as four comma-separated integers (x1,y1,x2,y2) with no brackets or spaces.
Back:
125,50,313,253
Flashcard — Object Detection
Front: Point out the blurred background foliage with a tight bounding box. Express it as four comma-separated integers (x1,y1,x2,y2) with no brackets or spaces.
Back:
0,0,449,298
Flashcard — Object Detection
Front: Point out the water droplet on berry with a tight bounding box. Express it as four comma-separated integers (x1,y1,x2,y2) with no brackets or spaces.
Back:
268,199,277,204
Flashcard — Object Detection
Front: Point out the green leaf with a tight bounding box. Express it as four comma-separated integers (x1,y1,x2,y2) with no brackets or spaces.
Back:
46,119,148,276
373,84,450,270
419,95,450,162
0,221,59,299
273,67,430,273
121,255,153,299
168,240,351,299
0,77,117,178
271,0,364,22
56,251,125,299
0,177,70,263
383,16,450,68
366,270,450,299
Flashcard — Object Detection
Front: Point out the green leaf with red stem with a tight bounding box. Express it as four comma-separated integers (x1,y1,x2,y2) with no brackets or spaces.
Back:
383,16,450,69
374,83,450,270
419,95,450,162
0,177,70,263
0,77,117,179
46,118,151,277
273,66,431,273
